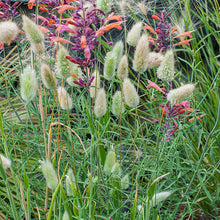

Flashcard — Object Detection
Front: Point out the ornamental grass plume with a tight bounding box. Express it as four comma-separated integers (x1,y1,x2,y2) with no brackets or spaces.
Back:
127,22,143,47
56,46,73,79
22,15,44,44
96,0,112,14
117,54,128,81
57,86,73,110
167,84,195,104
0,21,18,43
111,162,122,178
94,88,107,117
62,210,70,220
90,70,100,98
147,52,164,68
40,63,57,90
66,168,76,197
112,40,124,67
20,66,37,102
112,91,125,116
123,78,139,108
104,51,116,80
0,154,11,170
133,34,149,73
104,150,116,175
157,49,175,81
121,173,129,189
151,191,172,208
41,160,58,190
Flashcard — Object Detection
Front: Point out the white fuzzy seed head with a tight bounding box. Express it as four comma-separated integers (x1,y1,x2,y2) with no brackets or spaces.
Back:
66,168,76,196
94,88,107,118
112,40,124,67
121,173,129,189
151,191,172,207
57,86,73,110
112,91,125,116
104,150,116,175
147,52,164,68
0,154,11,170
22,15,44,44
0,21,18,43
31,42,45,54
117,54,128,81
56,46,73,79
96,0,112,14
167,84,195,104
104,51,116,80
127,22,143,47
157,50,175,81
41,160,58,190
133,34,149,73
20,66,37,102
123,78,139,108
90,70,100,98
40,63,57,90
62,210,70,220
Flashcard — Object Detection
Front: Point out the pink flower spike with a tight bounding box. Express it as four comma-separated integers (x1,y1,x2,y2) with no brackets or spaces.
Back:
146,80,165,93
176,101,191,109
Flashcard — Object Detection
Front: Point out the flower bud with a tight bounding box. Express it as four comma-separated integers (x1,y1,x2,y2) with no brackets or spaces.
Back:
41,160,58,190
22,15,44,44
62,210,70,220
104,150,116,175
112,91,125,116
0,21,18,43
56,46,73,79
66,168,76,196
147,52,164,68
133,34,149,73
94,88,107,118
90,70,100,98
123,78,139,108
20,66,37,102
157,50,175,81
127,22,143,47
57,86,73,110
112,40,124,67
104,52,116,80
121,174,129,189
0,154,11,170
117,54,128,81
40,63,57,90
167,84,195,104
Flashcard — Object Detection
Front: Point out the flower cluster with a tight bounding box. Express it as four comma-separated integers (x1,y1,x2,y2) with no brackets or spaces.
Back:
143,10,192,52
147,80,203,141
0,0,19,21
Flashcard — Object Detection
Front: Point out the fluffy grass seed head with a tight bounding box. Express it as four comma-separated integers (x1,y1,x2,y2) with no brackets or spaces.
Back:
20,65,37,102
0,21,18,43
0,154,11,170
121,173,129,189
127,22,143,47
66,168,76,196
104,51,116,80
22,15,44,44
157,50,175,81
111,162,122,178
167,84,195,105
147,52,164,68
151,191,172,208
112,40,124,67
112,91,125,116
57,86,73,110
90,70,100,98
41,160,58,190
40,63,57,90
94,88,107,118
133,34,149,73
96,0,112,14
117,54,128,81
123,78,139,108
104,150,116,175
62,210,70,220
56,46,73,79
31,42,45,54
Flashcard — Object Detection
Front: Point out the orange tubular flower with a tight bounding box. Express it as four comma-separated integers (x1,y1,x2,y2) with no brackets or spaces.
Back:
96,21,123,37
173,31,193,39
143,23,158,35
152,14,161,21
105,13,123,22
50,37,74,45
80,35,87,48
173,39,191,46
57,5,77,14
